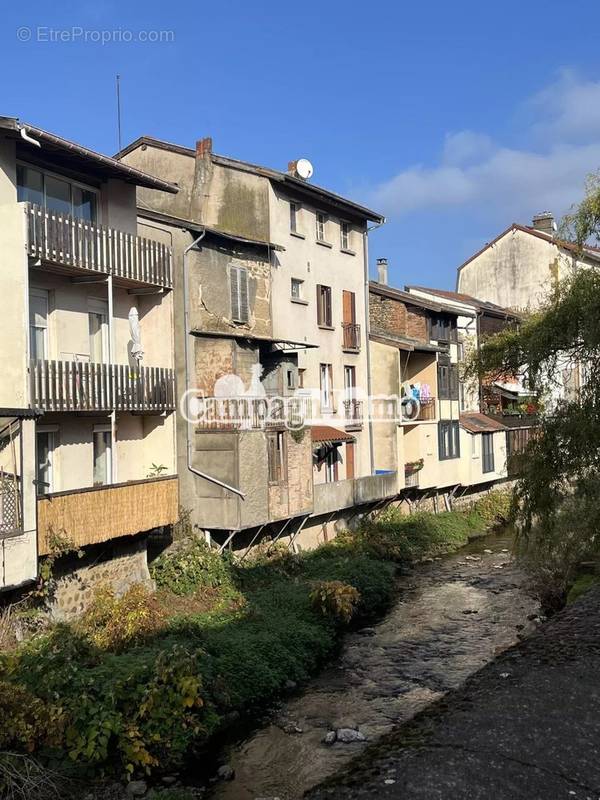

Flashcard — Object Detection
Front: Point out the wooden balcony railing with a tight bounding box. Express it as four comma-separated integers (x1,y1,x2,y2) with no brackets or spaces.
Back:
342,322,361,352
401,396,437,423
25,203,172,289
195,396,312,431
37,475,178,555
343,398,363,429
31,360,175,413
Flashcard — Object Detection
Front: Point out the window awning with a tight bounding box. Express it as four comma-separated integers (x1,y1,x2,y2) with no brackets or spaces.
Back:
311,425,355,444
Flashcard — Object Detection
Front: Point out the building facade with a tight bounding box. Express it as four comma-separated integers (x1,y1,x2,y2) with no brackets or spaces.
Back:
0,117,179,594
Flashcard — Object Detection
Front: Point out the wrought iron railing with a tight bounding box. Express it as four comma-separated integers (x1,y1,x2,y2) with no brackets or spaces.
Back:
342,323,361,352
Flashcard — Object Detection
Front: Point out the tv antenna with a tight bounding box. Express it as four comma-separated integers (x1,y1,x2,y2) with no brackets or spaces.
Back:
116,74,122,153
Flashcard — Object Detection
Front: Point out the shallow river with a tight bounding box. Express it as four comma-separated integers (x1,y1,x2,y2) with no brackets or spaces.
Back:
209,532,539,800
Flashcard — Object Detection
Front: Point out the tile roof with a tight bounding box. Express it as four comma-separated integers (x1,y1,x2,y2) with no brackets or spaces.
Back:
311,425,355,443
405,286,518,318
459,412,507,434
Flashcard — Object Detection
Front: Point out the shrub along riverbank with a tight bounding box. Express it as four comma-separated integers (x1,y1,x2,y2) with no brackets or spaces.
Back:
0,491,510,794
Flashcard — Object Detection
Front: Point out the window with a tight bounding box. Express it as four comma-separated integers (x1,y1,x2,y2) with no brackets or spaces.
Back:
298,368,306,389
29,288,48,361
320,363,333,410
286,368,296,390
316,284,332,327
344,365,356,399
482,433,494,473
17,164,98,222
36,430,54,494
430,314,457,342
340,221,351,250
230,265,249,323
93,427,112,486
325,447,339,483
291,278,304,300
316,212,327,242
437,355,459,400
267,432,286,484
88,299,108,363
471,434,479,459
290,202,299,233
438,420,460,460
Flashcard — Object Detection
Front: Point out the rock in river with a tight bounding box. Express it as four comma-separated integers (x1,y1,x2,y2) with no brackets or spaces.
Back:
336,728,366,743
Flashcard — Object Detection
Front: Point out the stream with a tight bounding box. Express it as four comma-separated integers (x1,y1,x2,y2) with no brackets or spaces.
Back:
208,531,540,800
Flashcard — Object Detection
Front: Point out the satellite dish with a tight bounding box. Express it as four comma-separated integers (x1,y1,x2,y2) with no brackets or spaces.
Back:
295,159,314,180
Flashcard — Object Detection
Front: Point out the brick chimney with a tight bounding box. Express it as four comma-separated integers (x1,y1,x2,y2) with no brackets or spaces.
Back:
377,257,388,285
196,137,212,158
532,212,556,237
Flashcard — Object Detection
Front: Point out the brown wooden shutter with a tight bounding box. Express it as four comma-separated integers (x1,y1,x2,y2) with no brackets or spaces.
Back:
342,290,356,325
345,441,355,479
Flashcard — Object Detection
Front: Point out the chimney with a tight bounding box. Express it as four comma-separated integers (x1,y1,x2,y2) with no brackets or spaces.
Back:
377,257,388,285
287,160,298,175
196,137,212,158
532,211,555,237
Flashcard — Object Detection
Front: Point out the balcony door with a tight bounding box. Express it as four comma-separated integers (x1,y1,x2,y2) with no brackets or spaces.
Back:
88,299,109,364
36,429,54,494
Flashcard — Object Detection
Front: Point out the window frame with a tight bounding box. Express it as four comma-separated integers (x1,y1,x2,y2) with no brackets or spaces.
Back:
482,432,495,473
267,431,287,485
36,428,55,495
17,161,100,223
438,420,460,461
291,277,304,301
93,424,112,487
316,211,328,243
430,314,458,343
316,284,332,328
319,363,334,411
340,220,352,251
29,287,49,362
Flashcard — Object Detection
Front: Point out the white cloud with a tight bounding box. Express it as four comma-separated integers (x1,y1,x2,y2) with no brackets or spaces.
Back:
371,71,600,224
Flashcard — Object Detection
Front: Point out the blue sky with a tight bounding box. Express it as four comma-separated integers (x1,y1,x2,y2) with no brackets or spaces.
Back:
3,0,600,289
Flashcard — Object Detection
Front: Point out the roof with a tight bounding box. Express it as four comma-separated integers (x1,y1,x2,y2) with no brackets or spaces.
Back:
369,281,463,316
456,223,600,275
137,207,284,251
459,412,507,434
369,331,444,354
405,286,519,320
0,117,178,194
311,425,355,444
116,135,384,223
487,413,539,429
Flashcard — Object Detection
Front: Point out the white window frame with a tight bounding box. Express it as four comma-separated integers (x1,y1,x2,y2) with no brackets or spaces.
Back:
36,426,57,494
88,298,109,364
471,433,479,459
230,265,250,323
17,161,100,222
291,277,304,300
340,221,351,250
93,424,113,487
316,212,327,242
29,287,49,362
320,363,333,411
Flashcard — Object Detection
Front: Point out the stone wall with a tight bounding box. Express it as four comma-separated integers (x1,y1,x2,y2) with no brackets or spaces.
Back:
49,535,152,620
369,293,428,341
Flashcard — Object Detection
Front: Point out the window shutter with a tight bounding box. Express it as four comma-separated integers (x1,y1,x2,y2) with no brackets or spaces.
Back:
230,267,240,321
239,269,249,322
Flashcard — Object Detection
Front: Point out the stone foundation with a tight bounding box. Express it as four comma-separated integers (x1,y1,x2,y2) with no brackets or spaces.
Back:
48,534,153,620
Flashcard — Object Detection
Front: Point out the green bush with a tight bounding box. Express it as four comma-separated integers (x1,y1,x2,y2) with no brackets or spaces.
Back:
566,573,600,604
309,581,361,624
150,538,233,596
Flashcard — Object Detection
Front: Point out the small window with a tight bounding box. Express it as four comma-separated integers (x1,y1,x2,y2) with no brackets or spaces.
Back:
316,212,327,242
438,420,460,460
471,434,479,458
93,427,112,486
36,430,54,494
325,446,339,483
482,433,495,473
286,369,296,390
290,202,299,233
316,284,332,327
291,278,304,300
431,314,457,342
298,368,306,389
437,355,459,400
29,288,49,362
320,363,333,410
340,221,351,250
267,431,286,484
230,265,249,323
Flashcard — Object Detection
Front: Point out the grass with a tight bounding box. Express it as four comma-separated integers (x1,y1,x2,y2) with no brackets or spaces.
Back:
0,491,510,785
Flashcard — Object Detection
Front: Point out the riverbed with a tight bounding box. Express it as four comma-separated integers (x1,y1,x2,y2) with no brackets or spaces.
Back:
206,532,540,800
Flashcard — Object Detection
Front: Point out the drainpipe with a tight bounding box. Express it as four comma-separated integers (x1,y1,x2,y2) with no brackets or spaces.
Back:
183,231,245,498
362,219,385,475
19,127,41,148
107,274,117,483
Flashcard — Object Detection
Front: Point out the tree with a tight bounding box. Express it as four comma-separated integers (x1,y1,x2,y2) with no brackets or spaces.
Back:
473,179,600,610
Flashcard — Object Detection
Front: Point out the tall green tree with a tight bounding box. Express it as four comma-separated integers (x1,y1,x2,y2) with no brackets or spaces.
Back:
474,178,600,609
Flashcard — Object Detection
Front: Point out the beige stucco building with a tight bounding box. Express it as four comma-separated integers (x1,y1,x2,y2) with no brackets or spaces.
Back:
0,117,178,594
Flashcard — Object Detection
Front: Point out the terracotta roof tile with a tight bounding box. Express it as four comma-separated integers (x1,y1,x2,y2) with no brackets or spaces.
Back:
311,425,355,443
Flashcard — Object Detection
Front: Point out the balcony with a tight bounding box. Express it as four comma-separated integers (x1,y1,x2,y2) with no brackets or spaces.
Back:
37,475,178,555
195,395,312,431
31,360,175,413
400,396,437,423
313,471,398,516
343,399,363,430
25,203,172,289
342,322,361,352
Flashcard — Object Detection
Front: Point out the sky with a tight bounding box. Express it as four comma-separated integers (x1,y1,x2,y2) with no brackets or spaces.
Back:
3,0,600,289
